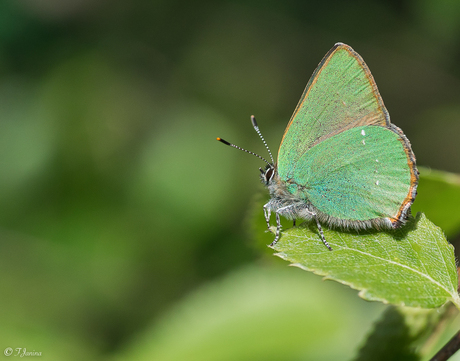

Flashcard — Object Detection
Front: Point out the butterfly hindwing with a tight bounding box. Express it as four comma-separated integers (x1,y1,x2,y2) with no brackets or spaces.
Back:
287,126,411,222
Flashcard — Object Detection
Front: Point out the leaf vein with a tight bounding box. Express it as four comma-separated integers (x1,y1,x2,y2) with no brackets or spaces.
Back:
336,246,452,297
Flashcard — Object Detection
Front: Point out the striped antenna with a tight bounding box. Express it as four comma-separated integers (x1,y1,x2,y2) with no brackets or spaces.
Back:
216,137,271,165
251,115,274,164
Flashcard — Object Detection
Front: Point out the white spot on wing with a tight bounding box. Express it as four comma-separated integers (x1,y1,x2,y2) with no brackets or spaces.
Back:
376,180,379,185
362,140,366,145
376,159,379,162
361,129,366,136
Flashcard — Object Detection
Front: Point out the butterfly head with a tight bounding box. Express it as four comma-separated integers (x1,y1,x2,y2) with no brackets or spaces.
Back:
259,164,276,186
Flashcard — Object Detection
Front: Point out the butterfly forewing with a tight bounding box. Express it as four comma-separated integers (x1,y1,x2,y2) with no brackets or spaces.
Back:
278,43,388,178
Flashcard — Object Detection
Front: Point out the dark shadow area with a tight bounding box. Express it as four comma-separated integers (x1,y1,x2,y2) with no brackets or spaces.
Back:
354,306,419,361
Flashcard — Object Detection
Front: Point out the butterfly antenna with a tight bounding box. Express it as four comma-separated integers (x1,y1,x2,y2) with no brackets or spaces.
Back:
216,137,271,165
251,115,274,164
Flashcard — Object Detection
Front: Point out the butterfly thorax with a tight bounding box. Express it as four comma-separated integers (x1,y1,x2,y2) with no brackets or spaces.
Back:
261,165,315,221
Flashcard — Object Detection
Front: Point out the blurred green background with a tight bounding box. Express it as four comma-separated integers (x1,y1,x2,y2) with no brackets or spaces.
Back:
1,0,460,360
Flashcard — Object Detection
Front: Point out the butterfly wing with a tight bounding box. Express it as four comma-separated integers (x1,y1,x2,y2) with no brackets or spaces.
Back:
287,126,413,224
278,43,417,225
278,43,388,178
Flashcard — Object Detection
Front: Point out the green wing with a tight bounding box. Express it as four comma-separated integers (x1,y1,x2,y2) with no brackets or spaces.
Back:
278,43,418,223
278,43,389,179
287,126,411,221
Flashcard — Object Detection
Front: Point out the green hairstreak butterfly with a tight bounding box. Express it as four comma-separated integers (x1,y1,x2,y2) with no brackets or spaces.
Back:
217,43,418,251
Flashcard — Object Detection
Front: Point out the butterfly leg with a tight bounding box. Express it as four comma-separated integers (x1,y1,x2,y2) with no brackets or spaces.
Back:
293,219,296,227
263,204,272,232
269,204,295,247
314,216,332,251
270,213,282,247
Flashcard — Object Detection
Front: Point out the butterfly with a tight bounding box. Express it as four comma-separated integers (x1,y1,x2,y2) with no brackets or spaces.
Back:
217,43,418,251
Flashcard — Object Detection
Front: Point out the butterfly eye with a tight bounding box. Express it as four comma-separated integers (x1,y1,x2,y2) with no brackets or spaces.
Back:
265,167,275,182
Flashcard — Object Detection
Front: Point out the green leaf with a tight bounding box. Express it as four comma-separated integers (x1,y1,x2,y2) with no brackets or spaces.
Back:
272,213,459,309
412,167,460,237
